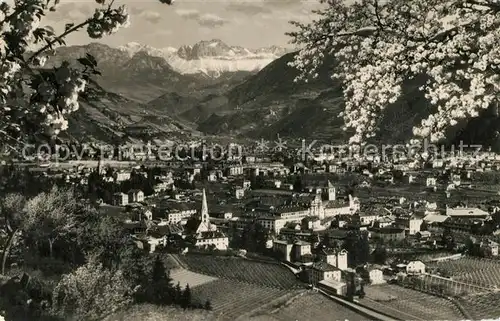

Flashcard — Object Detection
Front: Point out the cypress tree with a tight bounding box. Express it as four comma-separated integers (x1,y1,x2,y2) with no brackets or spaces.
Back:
174,282,182,305
181,284,192,309
150,255,173,305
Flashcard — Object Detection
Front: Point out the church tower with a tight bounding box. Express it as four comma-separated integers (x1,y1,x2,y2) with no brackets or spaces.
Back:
200,188,209,224
196,188,215,233
327,180,336,201
310,193,325,220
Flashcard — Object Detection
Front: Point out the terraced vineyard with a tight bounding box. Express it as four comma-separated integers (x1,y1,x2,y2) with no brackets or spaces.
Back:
428,257,500,289
178,255,301,289
400,273,493,296
169,269,218,288
360,284,464,321
458,292,500,320
191,279,298,321
248,292,366,321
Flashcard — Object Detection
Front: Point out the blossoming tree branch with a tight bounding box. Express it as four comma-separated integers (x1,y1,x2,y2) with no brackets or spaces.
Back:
288,0,500,145
0,0,173,151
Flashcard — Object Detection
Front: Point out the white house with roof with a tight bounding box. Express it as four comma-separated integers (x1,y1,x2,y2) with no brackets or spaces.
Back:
318,249,348,271
310,261,342,284
359,212,378,225
321,194,360,218
409,216,423,235
426,177,437,187
166,209,196,224
406,261,426,274
257,206,310,234
376,216,394,228
128,189,144,203
113,192,128,206
273,240,293,262
294,240,312,260
114,171,131,182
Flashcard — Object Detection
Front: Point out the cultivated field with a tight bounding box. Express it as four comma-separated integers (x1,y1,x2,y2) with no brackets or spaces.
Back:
104,304,218,321
458,292,500,320
360,284,464,321
428,257,500,290
400,273,493,296
169,269,218,289
191,279,298,321
357,185,500,203
248,292,366,321
178,255,302,289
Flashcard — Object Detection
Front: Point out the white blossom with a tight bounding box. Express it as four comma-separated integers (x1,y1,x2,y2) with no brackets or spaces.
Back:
289,0,500,144
0,0,174,146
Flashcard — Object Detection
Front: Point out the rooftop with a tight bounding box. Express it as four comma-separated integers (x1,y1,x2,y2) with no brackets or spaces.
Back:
324,200,349,209
446,207,490,217
311,261,339,272
371,227,405,234
251,189,296,196
423,214,450,223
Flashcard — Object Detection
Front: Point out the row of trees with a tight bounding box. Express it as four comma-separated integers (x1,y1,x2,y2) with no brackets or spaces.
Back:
230,222,271,254
399,275,455,297
87,168,163,203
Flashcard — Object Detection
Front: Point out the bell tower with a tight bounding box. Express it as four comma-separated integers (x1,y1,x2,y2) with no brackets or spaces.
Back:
327,180,336,201
200,188,209,224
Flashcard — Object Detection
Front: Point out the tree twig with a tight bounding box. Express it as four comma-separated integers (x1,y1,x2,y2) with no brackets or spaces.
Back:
27,19,92,63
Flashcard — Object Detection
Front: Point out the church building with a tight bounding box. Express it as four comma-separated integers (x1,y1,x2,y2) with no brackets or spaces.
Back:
309,181,360,219
193,189,229,250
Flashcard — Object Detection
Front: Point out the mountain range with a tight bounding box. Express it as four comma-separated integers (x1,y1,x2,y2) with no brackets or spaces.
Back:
118,39,293,78
51,39,500,148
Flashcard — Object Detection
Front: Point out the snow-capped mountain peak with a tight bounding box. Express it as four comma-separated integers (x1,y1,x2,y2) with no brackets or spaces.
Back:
119,42,176,57
117,39,292,78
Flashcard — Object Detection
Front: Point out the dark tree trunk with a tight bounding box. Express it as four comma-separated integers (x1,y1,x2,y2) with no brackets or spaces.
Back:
1,230,18,275
48,238,54,258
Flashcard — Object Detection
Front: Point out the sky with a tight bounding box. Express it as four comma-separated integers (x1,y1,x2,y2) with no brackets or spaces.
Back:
41,0,325,49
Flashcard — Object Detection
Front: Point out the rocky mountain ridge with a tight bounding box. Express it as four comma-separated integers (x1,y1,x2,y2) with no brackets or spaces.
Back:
118,39,292,77
46,42,250,102
49,39,500,147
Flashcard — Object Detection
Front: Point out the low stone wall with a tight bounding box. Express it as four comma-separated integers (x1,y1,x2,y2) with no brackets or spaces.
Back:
428,253,463,262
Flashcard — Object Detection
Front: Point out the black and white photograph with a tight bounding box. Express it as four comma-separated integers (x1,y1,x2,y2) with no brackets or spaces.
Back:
2,0,500,320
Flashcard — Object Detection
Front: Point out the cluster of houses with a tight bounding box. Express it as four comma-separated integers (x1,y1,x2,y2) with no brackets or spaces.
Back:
31,149,500,252
22,143,500,285
271,235,429,296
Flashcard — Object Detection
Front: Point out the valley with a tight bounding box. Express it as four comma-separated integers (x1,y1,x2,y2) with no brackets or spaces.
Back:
49,39,500,149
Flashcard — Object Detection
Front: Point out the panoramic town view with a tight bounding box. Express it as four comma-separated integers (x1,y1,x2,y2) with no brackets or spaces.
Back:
3,0,500,320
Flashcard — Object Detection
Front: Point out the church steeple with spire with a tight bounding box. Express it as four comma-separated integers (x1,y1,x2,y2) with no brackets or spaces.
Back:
196,188,215,233
191,188,228,250
200,188,209,223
